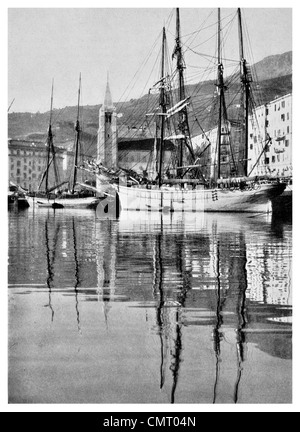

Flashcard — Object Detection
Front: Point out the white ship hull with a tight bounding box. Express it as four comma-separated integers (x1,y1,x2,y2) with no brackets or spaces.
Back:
116,183,286,213
27,196,100,209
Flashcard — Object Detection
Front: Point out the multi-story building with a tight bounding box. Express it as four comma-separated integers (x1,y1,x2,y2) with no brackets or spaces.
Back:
248,93,292,178
191,93,292,180
8,139,65,191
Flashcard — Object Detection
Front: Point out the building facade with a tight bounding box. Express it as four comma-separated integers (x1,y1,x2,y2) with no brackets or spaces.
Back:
248,93,292,178
8,139,65,192
191,93,292,180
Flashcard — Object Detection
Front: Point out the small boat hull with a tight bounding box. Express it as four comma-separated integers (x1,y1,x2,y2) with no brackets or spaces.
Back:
272,185,292,217
116,183,286,213
8,193,30,209
27,196,100,210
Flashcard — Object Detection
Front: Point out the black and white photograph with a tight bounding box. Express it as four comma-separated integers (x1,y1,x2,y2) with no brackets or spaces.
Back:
3,1,296,413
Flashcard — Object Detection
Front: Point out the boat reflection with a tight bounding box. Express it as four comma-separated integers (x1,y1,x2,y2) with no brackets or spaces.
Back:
116,211,291,403
44,216,60,322
25,209,291,403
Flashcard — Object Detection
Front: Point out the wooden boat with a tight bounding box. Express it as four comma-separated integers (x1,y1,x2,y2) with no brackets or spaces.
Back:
92,8,285,214
29,77,100,210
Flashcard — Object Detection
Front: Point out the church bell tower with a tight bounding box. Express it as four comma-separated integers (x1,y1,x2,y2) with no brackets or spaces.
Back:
97,76,118,172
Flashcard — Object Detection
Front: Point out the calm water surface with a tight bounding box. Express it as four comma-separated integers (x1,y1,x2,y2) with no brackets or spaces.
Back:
8,207,292,404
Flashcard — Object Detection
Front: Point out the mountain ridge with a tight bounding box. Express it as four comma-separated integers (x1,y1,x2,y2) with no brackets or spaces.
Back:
8,51,292,144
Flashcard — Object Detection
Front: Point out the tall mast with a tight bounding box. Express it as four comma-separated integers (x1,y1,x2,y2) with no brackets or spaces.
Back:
71,73,81,194
45,80,54,193
238,8,252,177
176,8,185,176
216,9,228,181
174,8,195,178
158,28,167,187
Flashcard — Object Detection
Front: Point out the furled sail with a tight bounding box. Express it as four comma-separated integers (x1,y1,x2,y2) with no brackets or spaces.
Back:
166,97,190,118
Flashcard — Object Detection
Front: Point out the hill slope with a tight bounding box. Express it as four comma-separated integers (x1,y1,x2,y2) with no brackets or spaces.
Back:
8,51,292,145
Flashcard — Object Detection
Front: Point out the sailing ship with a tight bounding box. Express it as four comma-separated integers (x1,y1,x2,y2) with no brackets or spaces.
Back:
88,8,286,213
28,77,100,210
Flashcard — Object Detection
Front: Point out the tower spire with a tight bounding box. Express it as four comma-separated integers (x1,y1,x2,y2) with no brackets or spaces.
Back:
104,72,114,111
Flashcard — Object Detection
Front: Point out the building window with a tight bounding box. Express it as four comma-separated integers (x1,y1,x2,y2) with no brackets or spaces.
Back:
17,169,20,175
282,101,285,109
287,126,290,134
277,155,280,162
254,136,258,144
285,140,289,148
274,130,277,137
24,165,27,171
287,112,290,121
265,157,270,165
250,144,253,150
274,105,277,111
17,161,21,167
272,156,276,163
266,120,269,127
281,114,285,121
24,173,27,180
266,108,269,115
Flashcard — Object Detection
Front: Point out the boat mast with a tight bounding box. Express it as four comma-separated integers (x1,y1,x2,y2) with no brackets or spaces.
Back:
216,8,228,181
45,80,54,194
174,8,195,178
238,8,252,177
158,28,167,187
71,74,81,194
176,8,185,177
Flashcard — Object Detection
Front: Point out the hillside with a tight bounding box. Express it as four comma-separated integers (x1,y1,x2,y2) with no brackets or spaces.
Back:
8,51,292,146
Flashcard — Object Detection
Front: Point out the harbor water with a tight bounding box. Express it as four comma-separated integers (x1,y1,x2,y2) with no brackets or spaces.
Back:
8,207,292,404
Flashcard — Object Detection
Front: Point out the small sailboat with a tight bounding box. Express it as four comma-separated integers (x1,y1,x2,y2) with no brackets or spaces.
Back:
29,77,100,210
92,8,286,213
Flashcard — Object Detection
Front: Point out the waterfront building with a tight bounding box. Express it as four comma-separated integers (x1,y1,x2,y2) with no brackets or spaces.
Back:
8,139,65,191
247,93,292,178
191,93,292,180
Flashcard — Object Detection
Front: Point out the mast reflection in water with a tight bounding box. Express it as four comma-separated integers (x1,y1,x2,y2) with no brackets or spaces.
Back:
8,209,292,404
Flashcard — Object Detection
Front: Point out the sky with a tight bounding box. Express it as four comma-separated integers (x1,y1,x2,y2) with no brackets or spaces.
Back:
7,4,293,114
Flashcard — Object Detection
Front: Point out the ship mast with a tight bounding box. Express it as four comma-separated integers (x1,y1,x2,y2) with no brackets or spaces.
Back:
45,81,54,194
238,8,252,177
174,8,195,179
158,28,167,187
70,74,82,194
175,8,185,177
216,8,229,181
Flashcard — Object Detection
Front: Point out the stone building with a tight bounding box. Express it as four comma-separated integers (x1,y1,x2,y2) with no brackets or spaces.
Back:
96,77,118,190
8,139,65,191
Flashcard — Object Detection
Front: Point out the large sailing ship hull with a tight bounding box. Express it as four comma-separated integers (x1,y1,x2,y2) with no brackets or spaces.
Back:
27,196,100,210
116,183,286,213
